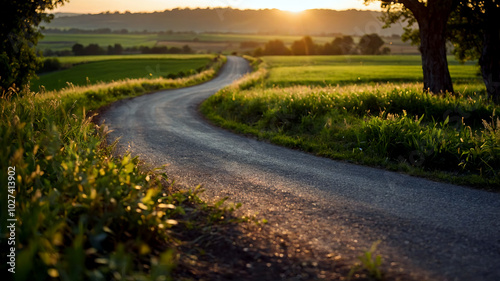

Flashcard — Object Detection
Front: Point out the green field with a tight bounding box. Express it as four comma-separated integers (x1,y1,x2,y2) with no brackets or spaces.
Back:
157,34,419,54
263,56,480,86
51,54,212,64
202,55,499,188
32,55,215,91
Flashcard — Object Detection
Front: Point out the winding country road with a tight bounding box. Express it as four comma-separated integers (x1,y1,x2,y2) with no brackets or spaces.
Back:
101,56,500,280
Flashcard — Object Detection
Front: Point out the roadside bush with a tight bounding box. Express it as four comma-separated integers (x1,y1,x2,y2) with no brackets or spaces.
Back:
38,58,62,73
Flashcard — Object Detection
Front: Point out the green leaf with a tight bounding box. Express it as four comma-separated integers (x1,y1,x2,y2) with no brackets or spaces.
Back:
123,162,135,174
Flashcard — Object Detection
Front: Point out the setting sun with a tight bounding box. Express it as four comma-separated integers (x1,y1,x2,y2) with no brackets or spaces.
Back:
280,4,308,13
52,0,382,14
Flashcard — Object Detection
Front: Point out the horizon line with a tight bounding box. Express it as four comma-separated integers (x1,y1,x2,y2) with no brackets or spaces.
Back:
52,7,381,15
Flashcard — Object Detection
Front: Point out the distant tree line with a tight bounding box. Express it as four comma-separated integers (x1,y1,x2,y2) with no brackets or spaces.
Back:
40,43,194,56
37,58,64,73
37,43,195,74
253,34,390,56
43,28,201,35
139,45,193,55
367,0,500,102
71,43,123,56
239,41,261,49
42,43,194,56
44,28,130,34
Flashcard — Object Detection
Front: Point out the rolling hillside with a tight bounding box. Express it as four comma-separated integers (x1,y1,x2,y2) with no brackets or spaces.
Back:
47,8,406,36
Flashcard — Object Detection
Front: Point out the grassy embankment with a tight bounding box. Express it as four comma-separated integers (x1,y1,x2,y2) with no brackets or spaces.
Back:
32,54,214,91
0,55,246,280
201,55,500,189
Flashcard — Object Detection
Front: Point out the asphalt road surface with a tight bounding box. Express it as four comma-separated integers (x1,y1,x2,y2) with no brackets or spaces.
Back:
101,56,500,280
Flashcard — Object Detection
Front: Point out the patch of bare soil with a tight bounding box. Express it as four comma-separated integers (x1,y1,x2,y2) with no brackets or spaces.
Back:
171,209,410,281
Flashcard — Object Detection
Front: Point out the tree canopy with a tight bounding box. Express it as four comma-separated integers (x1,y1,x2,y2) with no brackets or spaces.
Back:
291,36,317,56
263,40,291,56
0,0,68,93
448,0,500,103
370,0,457,93
368,0,500,103
358,33,386,55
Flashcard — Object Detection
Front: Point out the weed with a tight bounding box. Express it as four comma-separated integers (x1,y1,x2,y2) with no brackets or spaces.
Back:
348,241,384,281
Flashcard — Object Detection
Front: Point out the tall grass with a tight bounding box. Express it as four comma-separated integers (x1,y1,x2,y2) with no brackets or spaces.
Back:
202,59,500,188
0,56,237,280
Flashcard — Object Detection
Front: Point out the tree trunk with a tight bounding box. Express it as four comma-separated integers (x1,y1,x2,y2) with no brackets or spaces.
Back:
480,2,500,104
417,8,454,94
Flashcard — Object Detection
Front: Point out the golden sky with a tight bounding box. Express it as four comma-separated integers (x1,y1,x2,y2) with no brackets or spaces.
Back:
53,0,381,14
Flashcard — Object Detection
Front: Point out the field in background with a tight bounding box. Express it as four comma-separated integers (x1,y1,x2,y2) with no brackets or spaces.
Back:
32,54,215,91
38,33,159,50
157,35,418,55
202,55,499,188
47,54,213,64
264,56,480,86
39,32,419,55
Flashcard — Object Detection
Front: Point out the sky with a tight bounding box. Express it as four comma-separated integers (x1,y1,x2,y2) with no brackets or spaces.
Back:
52,0,381,14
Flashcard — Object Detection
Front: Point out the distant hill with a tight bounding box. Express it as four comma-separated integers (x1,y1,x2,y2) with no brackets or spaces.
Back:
53,12,84,18
46,8,406,36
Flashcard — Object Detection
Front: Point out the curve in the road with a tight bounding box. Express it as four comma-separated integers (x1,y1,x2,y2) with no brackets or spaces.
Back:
102,56,500,281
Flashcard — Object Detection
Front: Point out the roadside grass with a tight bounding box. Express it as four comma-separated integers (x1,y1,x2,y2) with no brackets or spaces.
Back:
32,55,215,92
201,56,500,189
0,57,235,280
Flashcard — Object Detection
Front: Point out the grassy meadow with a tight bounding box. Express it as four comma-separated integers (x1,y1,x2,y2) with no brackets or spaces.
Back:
202,55,500,188
32,55,215,91
264,56,480,86
1,56,243,280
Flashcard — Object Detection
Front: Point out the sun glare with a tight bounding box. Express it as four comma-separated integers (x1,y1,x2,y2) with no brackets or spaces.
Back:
280,4,308,13
284,8,305,13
